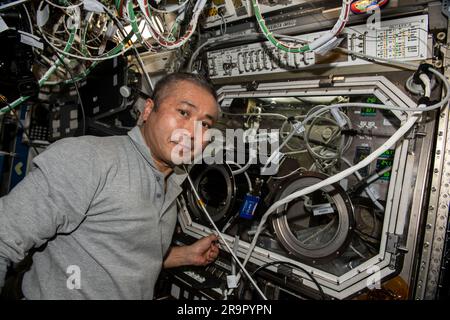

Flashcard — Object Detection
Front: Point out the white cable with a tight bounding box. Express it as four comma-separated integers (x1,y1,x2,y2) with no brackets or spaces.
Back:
406,73,433,97
420,73,432,98
22,3,33,35
184,171,268,300
133,45,154,91
271,166,305,180
230,122,260,175
221,111,288,120
225,161,253,192
337,47,420,70
366,166,392,184
349,244,367,259
284,149,312,155
406,76,424,95
232,148,257,175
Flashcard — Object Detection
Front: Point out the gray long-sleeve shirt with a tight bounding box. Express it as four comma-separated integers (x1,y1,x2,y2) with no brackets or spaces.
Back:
0,126,186,299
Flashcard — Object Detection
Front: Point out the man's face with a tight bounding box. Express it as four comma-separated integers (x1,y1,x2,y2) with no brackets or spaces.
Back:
140,80,219,171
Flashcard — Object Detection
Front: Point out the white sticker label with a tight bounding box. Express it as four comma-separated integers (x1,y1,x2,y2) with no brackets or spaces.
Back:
368,185,381,200
20,32,44,50
221,99,233,107
226,275,239,289
215,259,232,271
313,204,334,216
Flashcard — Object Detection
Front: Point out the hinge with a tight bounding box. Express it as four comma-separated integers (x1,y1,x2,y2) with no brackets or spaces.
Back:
386,233,401,254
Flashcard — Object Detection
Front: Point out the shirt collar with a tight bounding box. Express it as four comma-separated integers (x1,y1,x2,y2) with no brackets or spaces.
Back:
127,126,187,186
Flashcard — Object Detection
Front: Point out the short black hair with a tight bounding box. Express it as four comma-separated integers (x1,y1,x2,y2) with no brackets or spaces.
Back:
151,72,218,111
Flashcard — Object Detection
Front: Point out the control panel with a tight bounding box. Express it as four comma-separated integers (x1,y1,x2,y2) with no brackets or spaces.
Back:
207,43,316,78
206,15,429,79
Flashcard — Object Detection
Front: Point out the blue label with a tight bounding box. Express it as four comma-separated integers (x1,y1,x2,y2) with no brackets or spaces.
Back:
239,194,260,220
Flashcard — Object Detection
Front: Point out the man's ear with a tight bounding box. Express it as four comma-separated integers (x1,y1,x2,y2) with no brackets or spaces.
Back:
141,99,155,122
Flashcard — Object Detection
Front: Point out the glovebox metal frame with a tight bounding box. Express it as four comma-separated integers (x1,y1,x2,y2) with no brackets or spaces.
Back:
177,76,428,299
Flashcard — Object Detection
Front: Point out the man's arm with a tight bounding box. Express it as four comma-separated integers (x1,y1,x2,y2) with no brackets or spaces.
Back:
163,234,219,268
0,138,105,290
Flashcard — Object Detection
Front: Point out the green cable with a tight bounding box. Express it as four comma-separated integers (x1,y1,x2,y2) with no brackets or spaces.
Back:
168,19,180,42
252,0,310,53
128,1,144,43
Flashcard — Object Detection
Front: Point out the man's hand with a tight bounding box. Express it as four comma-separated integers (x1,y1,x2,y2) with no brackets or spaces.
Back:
163,234,219,268
187,234,220,266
